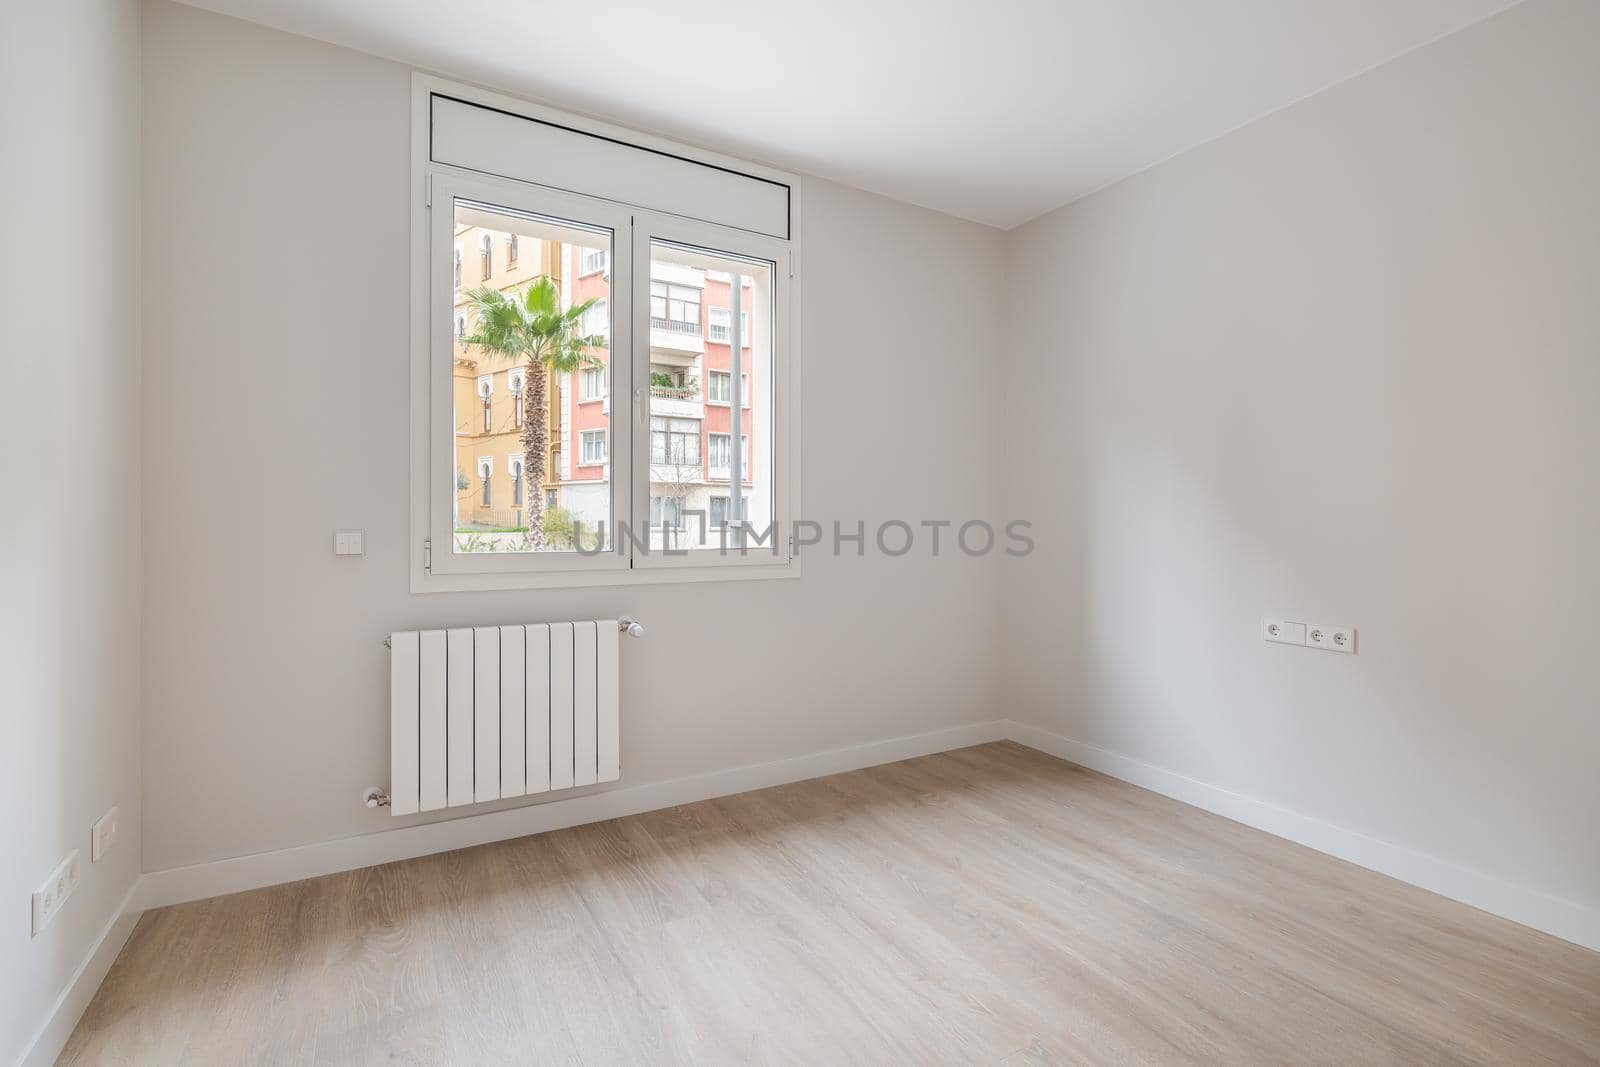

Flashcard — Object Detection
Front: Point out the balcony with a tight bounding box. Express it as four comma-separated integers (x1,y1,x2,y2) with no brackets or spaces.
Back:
652,317,699,335
650,316,704,357
651,383,702,419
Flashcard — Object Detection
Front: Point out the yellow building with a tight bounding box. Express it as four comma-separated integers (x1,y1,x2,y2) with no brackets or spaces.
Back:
451,226,564,531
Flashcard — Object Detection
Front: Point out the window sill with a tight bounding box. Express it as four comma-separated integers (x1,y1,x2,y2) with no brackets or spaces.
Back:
412,554,799,593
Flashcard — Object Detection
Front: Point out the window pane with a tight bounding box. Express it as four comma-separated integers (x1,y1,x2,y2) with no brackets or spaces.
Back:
647,240,774,551
452,198,610,553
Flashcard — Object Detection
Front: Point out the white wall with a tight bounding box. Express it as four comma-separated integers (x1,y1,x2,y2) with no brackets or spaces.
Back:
1003,0,1598,921
141,0,1002,872
0,0,145,1061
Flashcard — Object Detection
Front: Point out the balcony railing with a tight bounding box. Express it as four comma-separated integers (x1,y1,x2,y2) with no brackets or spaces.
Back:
650,384,700,400
651,316,700,336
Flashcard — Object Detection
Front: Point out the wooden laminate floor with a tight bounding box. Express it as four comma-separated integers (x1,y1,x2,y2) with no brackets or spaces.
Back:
61,742,1600,1065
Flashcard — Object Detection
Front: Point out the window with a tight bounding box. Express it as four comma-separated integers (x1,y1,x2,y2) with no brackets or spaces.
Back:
509,369,525,427
707,370,749,406
709,495,747,529
580,246,608,276
650,281,700,333
443,195,617,563
417,86,795,589
580,429,607,466
707,432,749,474
650,495,685,530
477,457,492,506
650,416,700,466
708,308,750,345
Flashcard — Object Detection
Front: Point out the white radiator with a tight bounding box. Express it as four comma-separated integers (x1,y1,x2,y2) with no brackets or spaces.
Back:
385,621,623,816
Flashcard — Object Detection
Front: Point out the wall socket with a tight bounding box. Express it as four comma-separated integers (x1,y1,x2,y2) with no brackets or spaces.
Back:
1263,619,1307,645
32,850,81,937
1307,624,1355,654
1265,618,1355,654
92,805,120,861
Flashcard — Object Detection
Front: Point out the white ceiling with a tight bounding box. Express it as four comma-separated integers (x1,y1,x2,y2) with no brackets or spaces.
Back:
177,0,1521,229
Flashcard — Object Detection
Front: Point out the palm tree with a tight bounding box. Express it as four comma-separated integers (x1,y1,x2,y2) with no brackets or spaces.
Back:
461,275,605,550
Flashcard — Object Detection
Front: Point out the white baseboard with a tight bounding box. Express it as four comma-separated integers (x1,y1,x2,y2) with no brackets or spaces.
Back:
139,719,1008,911
18,878,145,1067
1002,719,1600,953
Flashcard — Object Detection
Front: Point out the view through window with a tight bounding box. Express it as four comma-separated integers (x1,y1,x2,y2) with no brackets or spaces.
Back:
647,241,773,552
451,200,611,554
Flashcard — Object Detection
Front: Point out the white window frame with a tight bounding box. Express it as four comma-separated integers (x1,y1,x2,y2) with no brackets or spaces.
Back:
632,218,791,573
706,369,750,408
422,169,634,584
579,428,607,466
410,73,801,592
579,366,606,403
708,307,750,346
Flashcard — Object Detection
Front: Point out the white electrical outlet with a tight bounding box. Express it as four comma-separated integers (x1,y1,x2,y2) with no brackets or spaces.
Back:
1307,624,1355,654
92,806,120,862
32,850,81,937
1263,619,1307,645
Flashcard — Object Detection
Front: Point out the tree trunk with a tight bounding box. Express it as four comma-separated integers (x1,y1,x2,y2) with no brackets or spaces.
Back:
522,358,548,550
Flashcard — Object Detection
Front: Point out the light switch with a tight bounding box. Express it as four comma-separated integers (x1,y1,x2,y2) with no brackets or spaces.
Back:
334,529,365,556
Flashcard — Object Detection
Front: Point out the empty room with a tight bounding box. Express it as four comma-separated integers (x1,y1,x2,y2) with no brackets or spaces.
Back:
5,0,1598,1062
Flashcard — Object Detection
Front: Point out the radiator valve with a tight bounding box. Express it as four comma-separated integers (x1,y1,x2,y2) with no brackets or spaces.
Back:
364,788,390,809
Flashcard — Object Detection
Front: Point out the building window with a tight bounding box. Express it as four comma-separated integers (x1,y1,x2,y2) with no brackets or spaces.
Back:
650,417,700,465
506,232,518,266
456,313,466,342
709,495,748,529
707,370,749,406
509,458,524,506
580,298,608,338
580,429,606,466
708,308,750,345
508,370,525,427
650,281,700,332
477,457,492,506
580,247,608,276
580,367,605,402
650,495,685,530
453,246,462,289
707,432,750,474
476,375,493,432
479,233,493,278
